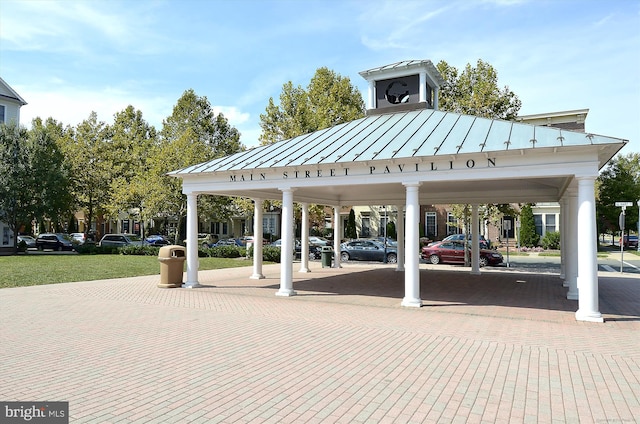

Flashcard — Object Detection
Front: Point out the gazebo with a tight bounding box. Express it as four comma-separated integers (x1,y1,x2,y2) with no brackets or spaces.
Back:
170,60,627,323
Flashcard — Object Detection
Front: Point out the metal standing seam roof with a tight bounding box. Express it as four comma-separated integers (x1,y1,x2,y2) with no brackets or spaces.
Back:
172,109,627,176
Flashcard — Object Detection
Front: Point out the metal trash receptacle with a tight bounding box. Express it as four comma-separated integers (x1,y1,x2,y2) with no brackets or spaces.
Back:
158,245,186,288
321,246,333,268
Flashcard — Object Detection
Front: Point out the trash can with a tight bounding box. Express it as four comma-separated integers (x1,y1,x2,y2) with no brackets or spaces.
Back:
158,245,186,288
321,246,333,268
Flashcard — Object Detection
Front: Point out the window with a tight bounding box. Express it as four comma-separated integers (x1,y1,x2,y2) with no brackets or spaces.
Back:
545,214,556,234
0,105,5,124
534,215,543,236
379,215,388,236
361,217,371,237
425,212,437,239
446,213,460,236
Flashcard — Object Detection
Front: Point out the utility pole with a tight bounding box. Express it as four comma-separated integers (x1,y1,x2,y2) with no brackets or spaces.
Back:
616,201,633,273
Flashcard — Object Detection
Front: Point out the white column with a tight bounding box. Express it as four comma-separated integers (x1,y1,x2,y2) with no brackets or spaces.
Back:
419,72,427,103
182,193,202,288
565,189,578,300
559,197,567,281
333,206,342,268
402,182,422,307
299,202,310,273
367,80,375,110
251,198,265,279
471,204,480,275
575,176,603,322
433,87,439,110
276,188,296,296
395,204,405,271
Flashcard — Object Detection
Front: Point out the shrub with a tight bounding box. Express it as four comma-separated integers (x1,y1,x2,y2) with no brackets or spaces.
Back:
204,245,242,258
119,245,161,256
75,243,119,255
262,246,281,263
540,231,561,250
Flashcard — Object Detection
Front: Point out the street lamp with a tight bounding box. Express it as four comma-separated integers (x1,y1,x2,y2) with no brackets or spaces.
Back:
637,199,640,252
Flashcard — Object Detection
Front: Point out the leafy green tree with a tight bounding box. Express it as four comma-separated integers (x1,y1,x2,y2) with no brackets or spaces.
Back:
57,112,113,234
519,204,539,247
597,152,640,236
259,67,365,145
106,106,157,232
0,120,71,252
436,59,522,120
28,118,74,230
0,123,32,250
144,89,244,243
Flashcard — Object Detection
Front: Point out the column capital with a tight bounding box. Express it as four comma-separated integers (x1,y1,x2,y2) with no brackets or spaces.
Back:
278,187,297,193
402,181,422,188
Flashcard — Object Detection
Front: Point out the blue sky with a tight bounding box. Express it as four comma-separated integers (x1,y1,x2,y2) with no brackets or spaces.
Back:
1,0,638,152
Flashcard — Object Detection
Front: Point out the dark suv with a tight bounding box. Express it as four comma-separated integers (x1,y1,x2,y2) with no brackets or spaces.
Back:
36,233,74,251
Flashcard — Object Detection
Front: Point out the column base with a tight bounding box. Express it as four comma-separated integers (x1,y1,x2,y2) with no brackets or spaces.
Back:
575,310,604,323
470,270,481,276
566,289,578,300
401,297,422,307
395,266,405,272
276,289,297,297
562,280,569,287
298,268,311,273
250,274,265,280
182,282,203,288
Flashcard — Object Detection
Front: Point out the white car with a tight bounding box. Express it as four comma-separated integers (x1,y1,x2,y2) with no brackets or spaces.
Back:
308,236,330,246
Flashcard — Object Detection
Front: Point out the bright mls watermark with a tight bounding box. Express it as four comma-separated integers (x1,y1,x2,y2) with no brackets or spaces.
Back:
1,402,68,423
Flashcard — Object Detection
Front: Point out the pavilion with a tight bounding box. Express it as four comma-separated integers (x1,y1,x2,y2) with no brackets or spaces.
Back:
170,60,627,322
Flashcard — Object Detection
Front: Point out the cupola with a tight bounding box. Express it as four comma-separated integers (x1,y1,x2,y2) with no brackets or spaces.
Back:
359,60,445,115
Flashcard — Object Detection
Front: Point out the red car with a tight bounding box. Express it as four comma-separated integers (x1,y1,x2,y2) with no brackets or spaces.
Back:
620,235,638,249
421,241,503,267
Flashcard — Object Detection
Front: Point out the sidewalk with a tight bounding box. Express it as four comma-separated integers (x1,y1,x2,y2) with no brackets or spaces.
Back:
1,262,639,423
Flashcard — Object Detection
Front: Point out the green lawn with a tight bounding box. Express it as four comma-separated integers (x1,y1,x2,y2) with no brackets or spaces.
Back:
0,254,256,289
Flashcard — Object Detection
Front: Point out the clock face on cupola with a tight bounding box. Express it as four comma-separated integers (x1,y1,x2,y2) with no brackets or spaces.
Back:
359,59,444,116
377,75,419,108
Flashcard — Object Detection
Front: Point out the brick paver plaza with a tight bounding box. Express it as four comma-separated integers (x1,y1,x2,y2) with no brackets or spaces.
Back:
1,260,639,423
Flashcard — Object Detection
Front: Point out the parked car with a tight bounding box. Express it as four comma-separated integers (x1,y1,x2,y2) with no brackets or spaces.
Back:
340,239,397,263
17,235,36,249
373,237,398,246
309,236,330,246
213,238,243,247
145,235,171,246
35,233,74,251
70,233,87,245
620,235,638,249
440,234,490,249
99,234,144,248
421,241,503,267
271,239,322,260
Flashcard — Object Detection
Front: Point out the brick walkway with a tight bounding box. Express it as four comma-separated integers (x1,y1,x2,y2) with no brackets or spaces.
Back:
1,261,639,423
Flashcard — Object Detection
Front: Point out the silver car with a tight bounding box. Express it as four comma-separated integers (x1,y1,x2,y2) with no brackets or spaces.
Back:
99,234,143,247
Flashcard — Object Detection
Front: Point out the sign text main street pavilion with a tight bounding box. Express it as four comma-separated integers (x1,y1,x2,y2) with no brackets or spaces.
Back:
229,157,498,183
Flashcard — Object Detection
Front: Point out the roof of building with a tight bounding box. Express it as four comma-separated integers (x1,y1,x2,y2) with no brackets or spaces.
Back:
0,76,27,105
173,108,626,176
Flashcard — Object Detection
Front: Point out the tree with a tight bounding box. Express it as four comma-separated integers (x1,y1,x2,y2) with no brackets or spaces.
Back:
0,123,32,251
519,204,539,247
144,90,244,242
597,152,640,237
57,112,113,235
28,118,73,230
106,106,157,234
345,209,357,239
0,120,71,252
436,59,522,120
259,67,365,144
